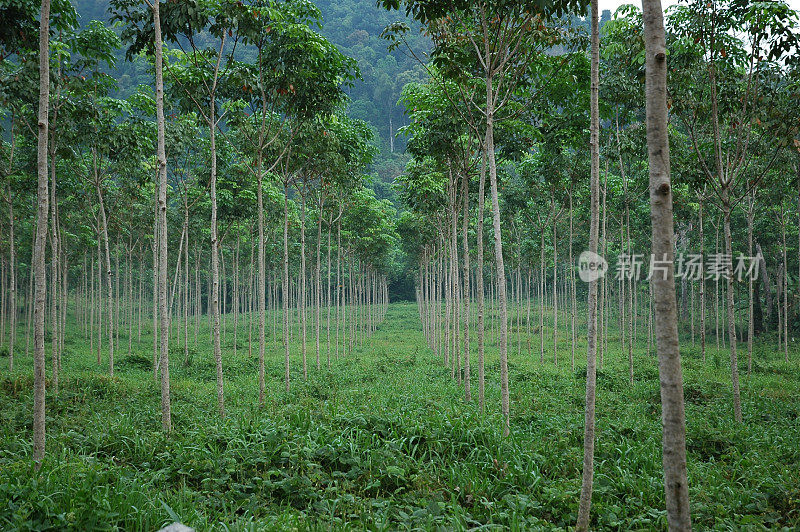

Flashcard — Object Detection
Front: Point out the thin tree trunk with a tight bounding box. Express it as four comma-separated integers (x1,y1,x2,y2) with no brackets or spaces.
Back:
576,3,600,525
486,78,510,436
699,195,706,362
195,246,199,346
7,190,16,372
209,97,225,418
336,213,342,359
96,183,114,377
627,207,633,384
26,246,33,359
526,269,532,356
600,164,608,369
115,242,120,350
569,191,576,371
183,197,189,364
722,193,742,422
153,0,170,431
283,184,291,392
540,226,545,364
233,231,240,356
715,218,720,351
642,2,692,526
777,260,783,351
326,214,332,368
257,170,266,405
299,192,307,379
152,190,158,376
50,150,59,394
747,195,754,375
97,231,102,364
247,230,254,360
33,0,51,468
315,198,323,371
138,245,143,344
782,218,788,362
90,248,95,359
476,147,486,413
553,212,558,366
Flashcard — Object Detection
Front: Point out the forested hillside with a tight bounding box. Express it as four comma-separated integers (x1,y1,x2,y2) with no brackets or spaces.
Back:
68,0,609,206
73,0,427,201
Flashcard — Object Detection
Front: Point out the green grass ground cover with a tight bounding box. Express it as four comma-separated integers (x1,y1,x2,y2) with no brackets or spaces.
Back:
1,303,798,530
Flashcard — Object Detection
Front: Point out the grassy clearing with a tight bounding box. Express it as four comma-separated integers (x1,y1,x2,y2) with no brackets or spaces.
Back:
1,303,798,530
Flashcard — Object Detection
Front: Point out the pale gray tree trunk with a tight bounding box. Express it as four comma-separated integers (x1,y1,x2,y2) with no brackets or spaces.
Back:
315,197,324,371
643,1,692,527
476,148,487,413
524,269,531,356
257,173,266,405
624,201,633,383
247,232,254,360
714,219,720,351
90,248,95,358
33,0,51,468
7,190,15,372
781,217,788,362
152,190,159,376
26,245,33,358
722,192,742,422
115,242,120,350
153,0,171,431
183,198,189,363
97,233,102,363
576,3,600,526
699,195,706,362
553,213,558,366
569,191,576,371
96,181,114,377
540,224,546,364
600,166,608,369
777,260,783,350
756,242,771,324
461,170,470,400
746,195,755,375
486,83,510,436
299,192,307,380
326,214,332,367
336,213,342,359
443,233,451,369
233,232,240,356
50,150,59,393
140,245,145,344
210,98,224,418
283,185,291,392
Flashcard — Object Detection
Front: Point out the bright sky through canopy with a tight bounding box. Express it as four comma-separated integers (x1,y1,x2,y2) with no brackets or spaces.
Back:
597,0,800,15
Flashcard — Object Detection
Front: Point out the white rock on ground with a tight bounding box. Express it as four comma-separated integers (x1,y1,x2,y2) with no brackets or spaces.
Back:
157,523,194,532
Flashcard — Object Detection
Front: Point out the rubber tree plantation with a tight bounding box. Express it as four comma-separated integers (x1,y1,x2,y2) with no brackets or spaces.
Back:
2,0,800,529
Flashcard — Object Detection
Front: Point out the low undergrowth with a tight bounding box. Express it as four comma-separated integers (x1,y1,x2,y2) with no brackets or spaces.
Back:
1,303,798,530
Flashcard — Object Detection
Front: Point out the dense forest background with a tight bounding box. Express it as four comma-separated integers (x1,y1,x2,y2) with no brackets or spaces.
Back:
72,0,428,204
71,0,612,209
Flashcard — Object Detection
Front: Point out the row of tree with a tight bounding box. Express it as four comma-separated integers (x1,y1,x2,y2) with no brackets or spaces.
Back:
388,0,799,528
1,0,399,468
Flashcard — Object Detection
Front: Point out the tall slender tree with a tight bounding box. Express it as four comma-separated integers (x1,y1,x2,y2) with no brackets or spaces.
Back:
643,0,692,527
33,0,51,469
576,0,601,527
